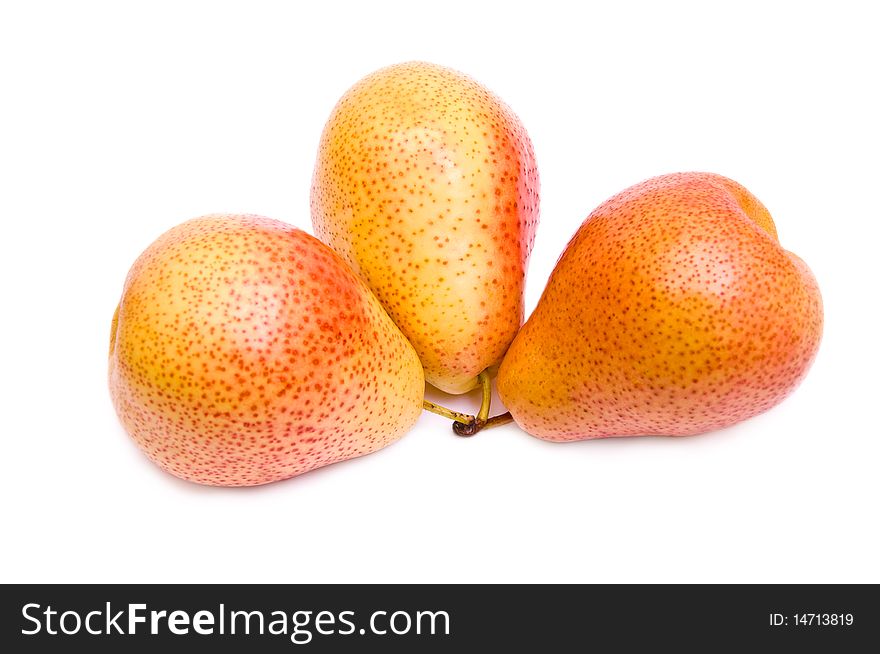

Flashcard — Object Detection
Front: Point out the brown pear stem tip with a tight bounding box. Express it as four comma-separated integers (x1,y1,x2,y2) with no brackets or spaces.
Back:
452,411,513,436
453,418,485,437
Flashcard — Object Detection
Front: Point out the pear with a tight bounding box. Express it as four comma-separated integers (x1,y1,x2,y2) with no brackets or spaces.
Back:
311,61,539,394
108,214,424,486
497,173,823,440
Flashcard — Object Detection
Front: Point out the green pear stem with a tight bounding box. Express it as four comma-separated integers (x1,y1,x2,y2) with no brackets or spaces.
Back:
476,370,491,422
422,401,475,424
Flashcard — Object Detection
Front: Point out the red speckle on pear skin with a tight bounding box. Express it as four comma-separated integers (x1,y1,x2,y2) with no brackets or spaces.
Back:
497,172,823,441
108,214,424,486
311,61,539,394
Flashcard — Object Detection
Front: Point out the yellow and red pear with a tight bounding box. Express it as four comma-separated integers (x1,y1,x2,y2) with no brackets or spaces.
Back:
497,173,823,440
109,214,424,486
311,61,539,394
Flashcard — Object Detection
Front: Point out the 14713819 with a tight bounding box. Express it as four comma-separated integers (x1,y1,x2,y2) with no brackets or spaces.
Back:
769,613,855,627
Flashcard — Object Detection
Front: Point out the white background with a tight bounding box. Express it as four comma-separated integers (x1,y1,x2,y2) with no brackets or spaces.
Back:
1,0,878,583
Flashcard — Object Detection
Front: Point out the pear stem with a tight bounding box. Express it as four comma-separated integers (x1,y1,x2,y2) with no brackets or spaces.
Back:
422,369,494,434
484,411,513,429
476,370,492,422
422,401,475,424
452,411,513,437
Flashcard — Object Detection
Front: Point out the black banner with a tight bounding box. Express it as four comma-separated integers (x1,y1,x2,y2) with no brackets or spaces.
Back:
1,584,876,651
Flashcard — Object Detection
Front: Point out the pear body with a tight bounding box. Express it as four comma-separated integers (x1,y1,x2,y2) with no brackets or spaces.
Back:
109,214,424,485
311,61,539,394
498,173,822,440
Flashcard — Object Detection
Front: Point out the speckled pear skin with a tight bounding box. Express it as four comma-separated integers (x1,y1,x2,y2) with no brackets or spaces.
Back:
497,173,823,441
311,61,539,394
109,214,425,486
